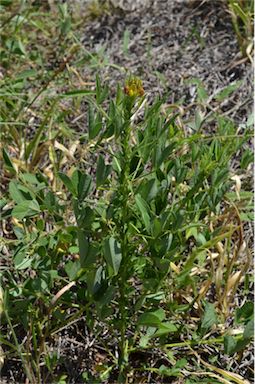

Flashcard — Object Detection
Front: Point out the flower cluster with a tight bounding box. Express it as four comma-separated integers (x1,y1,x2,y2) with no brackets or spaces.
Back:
124,77,144,98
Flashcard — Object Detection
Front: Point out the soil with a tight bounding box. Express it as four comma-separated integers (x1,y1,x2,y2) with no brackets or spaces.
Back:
79,0,253,124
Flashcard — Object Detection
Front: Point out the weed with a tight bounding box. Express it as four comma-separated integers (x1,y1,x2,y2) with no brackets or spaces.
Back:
228,0,254,60
0,1,253,383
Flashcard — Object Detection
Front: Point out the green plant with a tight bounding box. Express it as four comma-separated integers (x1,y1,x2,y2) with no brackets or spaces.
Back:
228,0,254,60
55,77,253,379
0,2,253,375
1,72,253,382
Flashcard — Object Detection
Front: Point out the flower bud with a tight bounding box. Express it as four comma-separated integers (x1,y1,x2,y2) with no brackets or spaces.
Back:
124,77,144,98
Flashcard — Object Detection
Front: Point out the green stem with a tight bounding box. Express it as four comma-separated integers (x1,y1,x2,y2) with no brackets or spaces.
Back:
129,334,244,353
117,101,133,378
5,310,35,383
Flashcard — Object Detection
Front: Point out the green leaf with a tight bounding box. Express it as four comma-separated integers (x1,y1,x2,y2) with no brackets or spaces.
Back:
195,109,204,130
96,155,111,187
12,199,40,220
247,112,254,127
77,229,88,259
1,0,13,5
9,181,27,203
96,75,108,104
73,200,95,229
197,83,208,102
157,143,175,167
87,266,103,295
88,103,102,140
58,172,76,196
139,178,158,202
59,90,95,97
158,358,187,377
224,335,237,355
235,301,254,323
243,318,254,340
12,39,26,55
135,194,151,232
77,231,94,267
2,148,16,174
14,255,32,270
151,322,177,337
240,149,253,169
123,29,130,55
138,309,165,326
65,260,81,280
224,334,252,355
104,237,122,276
60,17,71,35
25,102,56,161
214,81,242,102
78,173,92,201
97,285,116,307
201,302,217,332
16,69,37,80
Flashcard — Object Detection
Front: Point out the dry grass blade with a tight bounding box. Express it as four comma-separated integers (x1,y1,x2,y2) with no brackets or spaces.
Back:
50,281,76,308
191,348,251,384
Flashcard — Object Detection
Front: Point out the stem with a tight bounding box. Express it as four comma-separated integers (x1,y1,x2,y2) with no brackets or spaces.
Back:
5,309,35,383
129,334,244,353
117,100,133,378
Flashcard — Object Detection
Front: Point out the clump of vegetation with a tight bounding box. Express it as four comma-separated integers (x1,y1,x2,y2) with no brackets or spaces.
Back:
0,1,253,383
228,0,254,60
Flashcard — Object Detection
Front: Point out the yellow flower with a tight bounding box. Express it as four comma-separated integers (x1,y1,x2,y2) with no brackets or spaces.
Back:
124,77,144,98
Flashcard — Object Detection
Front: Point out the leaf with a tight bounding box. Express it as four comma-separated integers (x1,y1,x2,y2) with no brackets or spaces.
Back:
138,309,165,326
224,335,252,355
58,172,76,196
151,322,177,337
201,302,217,332
195,109,204,130
2,149,16,174
197,83,208,102
235,301,254,323
13,250,32,270
240,149,253,169
123,29,130,55
243,318,254,340
13,39,26,55
12,199,40,220
96,155,111,187
25,102,56,161
60,17,71,35
135,194,151,232
16,69,37,80
87,266,103,295
96,74,108,104
65,260,81,280
77,173,92,201
9,181,27,204
158,358,187,377
247,112,254,127
97,285,116,307
214,81,242,102
1,0,13,5
73,200,95,229
77,231,93,267
88,103,102,139
140,178,158,202
157,143,175,167
59,90,95,97
104,237,122,276
224,335,237,355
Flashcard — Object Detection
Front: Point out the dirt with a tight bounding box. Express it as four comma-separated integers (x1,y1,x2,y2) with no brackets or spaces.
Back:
79,0,253,124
